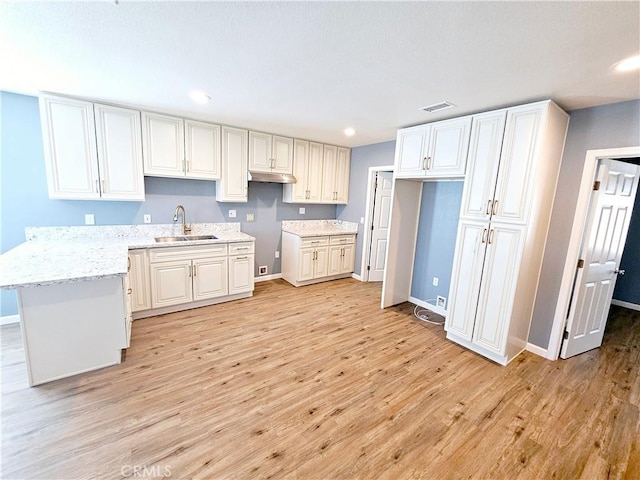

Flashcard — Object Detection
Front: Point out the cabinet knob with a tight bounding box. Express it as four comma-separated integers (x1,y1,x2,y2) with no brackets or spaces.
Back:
614,268,625,275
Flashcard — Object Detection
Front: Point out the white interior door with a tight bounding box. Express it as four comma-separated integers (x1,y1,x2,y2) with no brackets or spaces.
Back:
561,159,640,358
367,171,393,281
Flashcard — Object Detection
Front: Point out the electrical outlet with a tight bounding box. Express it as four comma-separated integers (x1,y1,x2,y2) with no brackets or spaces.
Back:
275,251,279,259
246,213,254,222
228,210,236,218
84,214,95,225
143,214,151,224
299,207,306,215
258,266,268,275
437,296,447,309
360,217,365,224
432,276,439,287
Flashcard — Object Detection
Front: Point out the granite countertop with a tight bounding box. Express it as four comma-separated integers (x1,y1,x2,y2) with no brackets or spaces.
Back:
0,223,255,289
281,219,359,237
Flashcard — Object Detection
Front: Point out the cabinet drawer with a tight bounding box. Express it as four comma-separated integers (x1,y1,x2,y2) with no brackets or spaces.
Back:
330,235,355,245
149,244,228,263
300,236,329,248
228,242,254,255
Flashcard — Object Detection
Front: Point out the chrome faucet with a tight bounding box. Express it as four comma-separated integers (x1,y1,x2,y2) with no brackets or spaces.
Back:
173,204,191,235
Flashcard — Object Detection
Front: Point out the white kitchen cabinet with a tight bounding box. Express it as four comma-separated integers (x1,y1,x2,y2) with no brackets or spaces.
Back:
229,254,254,294
39,95,145,201
444,100,569,365
248,131,293,174
283,140,325,203
217,126,248,202
128,249,151,312
282,232,356,286
185,119,221,180
123,274,133,348
328,235,356,275
149,243,229,308
321,146,351,204
142,112,185,177
394,116,472,179
142,113,221,180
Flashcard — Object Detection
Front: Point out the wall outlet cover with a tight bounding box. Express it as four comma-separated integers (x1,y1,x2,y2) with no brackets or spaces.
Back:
299,207,306,215
258,265,268,275
275,251,279,259
437,296,446,308
143,214,151,224
432,276,439,287
228,210,237,218
84,214,95,225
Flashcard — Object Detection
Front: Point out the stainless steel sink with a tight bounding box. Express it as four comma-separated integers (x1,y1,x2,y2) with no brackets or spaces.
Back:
154,234,217,243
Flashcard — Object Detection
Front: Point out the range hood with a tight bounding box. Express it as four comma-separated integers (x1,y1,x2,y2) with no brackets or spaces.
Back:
247,171,297,184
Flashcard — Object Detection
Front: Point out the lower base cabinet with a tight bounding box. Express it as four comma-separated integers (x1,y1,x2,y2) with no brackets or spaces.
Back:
282,232,355,287
130,241,254,317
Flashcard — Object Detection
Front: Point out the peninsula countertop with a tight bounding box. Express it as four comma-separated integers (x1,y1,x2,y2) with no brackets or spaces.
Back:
0,223,254,289
281,220,358,237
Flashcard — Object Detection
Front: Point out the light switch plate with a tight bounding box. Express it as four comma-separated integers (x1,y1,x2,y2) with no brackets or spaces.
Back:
84,214,95,225
143,214,151,224
229,210,237,218
246,213,254,222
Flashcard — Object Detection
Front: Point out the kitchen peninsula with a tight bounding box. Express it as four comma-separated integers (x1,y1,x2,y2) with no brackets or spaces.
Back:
0,223,255,386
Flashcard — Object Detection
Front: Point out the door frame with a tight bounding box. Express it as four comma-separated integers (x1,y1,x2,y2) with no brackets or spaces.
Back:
548,146,640,360
360,165,394,281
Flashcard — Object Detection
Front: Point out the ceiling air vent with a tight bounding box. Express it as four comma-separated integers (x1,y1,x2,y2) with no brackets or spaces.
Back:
420,101,455,113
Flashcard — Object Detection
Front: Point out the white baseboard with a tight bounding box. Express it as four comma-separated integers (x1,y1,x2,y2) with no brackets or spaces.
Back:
0,314,20,326
611,299,640,312
409,296,447,317
525,342,548,359
352,273,363,282
255,273,282,283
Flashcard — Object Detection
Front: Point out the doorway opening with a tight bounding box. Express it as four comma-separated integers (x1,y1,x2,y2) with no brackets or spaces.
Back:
550,147,640,360
360,167,393,281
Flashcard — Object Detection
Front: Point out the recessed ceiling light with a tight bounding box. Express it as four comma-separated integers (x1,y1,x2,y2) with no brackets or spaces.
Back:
614,54,640,72
189,90,211,104
420,101,455,113
344,127,356,136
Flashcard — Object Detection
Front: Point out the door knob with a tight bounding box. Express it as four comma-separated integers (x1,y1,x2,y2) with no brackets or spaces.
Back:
614,268,625,275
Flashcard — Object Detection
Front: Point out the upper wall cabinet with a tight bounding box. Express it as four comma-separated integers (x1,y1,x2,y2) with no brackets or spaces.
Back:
395,116,472,179
321,145,350,204
216,126,248,203
142,112,221,180
248,131,294,174
283,140,324,203
39,95,145,201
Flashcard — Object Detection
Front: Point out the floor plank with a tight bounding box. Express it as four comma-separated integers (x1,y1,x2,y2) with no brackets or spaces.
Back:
1,279,639,479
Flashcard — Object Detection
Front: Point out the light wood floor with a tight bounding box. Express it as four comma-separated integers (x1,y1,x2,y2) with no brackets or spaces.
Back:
1,279,639,480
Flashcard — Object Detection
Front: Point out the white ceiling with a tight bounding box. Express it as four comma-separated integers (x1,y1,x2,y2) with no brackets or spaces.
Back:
1,1,638,147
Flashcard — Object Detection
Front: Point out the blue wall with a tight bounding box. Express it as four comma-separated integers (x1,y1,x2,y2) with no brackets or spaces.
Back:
410,181,463,308
0,91,336,316
613,181,640,304
337,140,395,274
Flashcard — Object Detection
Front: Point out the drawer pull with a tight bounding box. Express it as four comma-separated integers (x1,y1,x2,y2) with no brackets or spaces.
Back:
236,256,248,260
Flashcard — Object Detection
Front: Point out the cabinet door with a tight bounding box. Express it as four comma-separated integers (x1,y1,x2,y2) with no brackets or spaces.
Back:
272,135,294,174
142,112,185,177
298,248,315,281
123,275,133,348
287,139,309,203
492,105,544,224
314,246,329,278
150,260,193,308
341,244,355,273
472,223,526,355
307,142,324,202
334,147,350,204
248,131,272,172
193,257,228,300
394,124,430,178
39,95,100,199
459,110,507,220
128,250,151,312
185,120,221,180
321,145,338,202
328,246,343,276
217,126,248,202
445,221,487,341
426,117,472,177
229,254,254,294
94,104,145,201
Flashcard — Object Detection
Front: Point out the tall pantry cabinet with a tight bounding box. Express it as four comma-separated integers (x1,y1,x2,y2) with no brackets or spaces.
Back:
445,101,569,365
